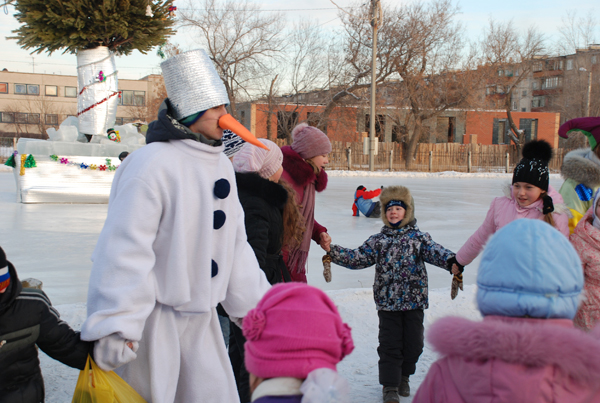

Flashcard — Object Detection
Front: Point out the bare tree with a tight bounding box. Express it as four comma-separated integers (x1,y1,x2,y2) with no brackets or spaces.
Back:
179,0,286,118
555,10,598,56
480,19,545,151
259,19,341,143
391,1,484,167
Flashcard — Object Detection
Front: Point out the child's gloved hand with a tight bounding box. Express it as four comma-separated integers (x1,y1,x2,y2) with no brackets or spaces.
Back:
322,254,332,283
447,256,464,275
451,273,464,300
93,333,138,371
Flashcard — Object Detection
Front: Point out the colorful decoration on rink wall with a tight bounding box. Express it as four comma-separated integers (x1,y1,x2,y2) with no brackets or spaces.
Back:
49,155,119,172
4,153,119,175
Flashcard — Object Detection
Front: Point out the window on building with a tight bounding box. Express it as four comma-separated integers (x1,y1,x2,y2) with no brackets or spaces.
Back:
592,55,598,64
532,96,545,108
496,85,504,94
0,83,7,94
65,86,77,97
115,117,124,125
493,119,508,144
15,84,27,95
16,113,28,123
28,85,39,95
240,110,245,126
134,91,145,106
512,101,518,111
542,77,560,89
45,85,58,97
120,90,135,105
532,81,539,90
566,59,573,70
533,62,543,72
28,114,40,124
0,112,14,122
519,118,538,142
45,114,59,125
498,69,504,76
522,90,527,97
521,108,527,112
486,86,495,95
277,111,299,139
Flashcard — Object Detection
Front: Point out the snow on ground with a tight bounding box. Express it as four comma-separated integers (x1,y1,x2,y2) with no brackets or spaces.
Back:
1,170,564,402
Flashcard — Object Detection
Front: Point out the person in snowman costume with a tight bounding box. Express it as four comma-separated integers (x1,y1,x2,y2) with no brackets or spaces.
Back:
81,49,271,403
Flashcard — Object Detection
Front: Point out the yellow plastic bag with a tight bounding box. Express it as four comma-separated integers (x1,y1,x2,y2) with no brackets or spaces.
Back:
71,355,147,403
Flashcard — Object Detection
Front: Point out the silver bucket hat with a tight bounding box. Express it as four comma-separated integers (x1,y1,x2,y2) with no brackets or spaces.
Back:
160,49,230,120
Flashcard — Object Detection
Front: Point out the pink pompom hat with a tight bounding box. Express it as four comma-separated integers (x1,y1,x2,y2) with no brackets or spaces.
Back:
290,123,331,160
243,282,354,379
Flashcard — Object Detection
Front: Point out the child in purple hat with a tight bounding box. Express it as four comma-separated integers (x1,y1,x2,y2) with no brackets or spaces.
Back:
559,117,600,232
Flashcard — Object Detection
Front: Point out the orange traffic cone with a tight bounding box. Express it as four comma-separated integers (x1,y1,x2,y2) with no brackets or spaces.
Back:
219,114,268,150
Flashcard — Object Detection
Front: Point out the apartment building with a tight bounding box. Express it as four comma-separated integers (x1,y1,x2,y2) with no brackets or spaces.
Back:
0,70,164,138
484,45,600,123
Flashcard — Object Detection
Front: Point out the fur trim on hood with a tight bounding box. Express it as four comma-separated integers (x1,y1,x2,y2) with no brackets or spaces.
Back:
379,186,414,228
561,148,600,188
428,316,600,385
281,146,328,192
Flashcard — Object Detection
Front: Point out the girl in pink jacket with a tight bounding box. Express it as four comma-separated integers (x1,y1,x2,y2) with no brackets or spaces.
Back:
414,219,600,403
571,189,600,331
451,140,570,273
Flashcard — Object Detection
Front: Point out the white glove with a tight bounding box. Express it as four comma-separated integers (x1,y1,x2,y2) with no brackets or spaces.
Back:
93,333,138,371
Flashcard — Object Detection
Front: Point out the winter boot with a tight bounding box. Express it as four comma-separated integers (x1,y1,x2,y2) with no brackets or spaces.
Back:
382,386,400,403
399,376,410,397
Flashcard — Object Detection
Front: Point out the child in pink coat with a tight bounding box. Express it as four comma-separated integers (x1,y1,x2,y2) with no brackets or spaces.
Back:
450,140,570,274
414,219,600,403
571,189,600,331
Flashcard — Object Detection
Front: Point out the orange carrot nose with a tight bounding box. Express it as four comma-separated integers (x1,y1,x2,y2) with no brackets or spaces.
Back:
219,114,268,150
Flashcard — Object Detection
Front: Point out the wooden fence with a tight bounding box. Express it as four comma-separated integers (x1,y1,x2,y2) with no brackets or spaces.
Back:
275,139,566,173
1,136,565,173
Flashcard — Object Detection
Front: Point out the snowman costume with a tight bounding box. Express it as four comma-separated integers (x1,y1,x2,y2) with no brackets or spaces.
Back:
81,50,271,403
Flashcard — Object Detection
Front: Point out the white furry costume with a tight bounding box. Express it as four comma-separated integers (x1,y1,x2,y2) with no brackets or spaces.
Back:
81,138,271,402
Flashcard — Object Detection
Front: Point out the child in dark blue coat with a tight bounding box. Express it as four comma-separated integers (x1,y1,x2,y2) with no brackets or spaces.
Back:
0,246,91,403
325,186,460,403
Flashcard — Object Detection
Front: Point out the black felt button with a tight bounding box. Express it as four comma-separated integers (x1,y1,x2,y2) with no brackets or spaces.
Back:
211,260,218,277
214,210,226,229
214,179,230,199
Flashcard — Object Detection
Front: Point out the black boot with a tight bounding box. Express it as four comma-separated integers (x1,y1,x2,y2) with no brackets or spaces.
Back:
399,376,410,397
382,386,400,403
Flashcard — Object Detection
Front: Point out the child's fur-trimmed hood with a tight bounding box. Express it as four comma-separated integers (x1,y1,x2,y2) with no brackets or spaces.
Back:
379,186,414,228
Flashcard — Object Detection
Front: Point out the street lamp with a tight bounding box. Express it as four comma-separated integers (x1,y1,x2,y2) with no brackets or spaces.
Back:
580,67,592,117
368,0,380,171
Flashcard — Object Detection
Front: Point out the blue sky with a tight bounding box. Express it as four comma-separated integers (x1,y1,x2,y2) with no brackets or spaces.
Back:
0,0,598,80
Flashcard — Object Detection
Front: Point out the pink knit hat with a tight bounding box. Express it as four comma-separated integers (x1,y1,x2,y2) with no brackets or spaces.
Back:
243,283,354,379
290,123,332,160
232,139,283,179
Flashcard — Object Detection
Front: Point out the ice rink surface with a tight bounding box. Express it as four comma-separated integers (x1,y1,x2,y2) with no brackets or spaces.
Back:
0,170,565,304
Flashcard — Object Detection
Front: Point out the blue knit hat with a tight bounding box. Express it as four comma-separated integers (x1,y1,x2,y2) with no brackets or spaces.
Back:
477,219,583,319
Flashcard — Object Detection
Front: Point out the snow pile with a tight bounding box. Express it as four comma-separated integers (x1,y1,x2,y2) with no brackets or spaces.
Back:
41,285,480,403
328,169,563,180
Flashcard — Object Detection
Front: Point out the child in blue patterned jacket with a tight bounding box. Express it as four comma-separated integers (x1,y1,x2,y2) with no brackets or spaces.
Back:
324,185,460,403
